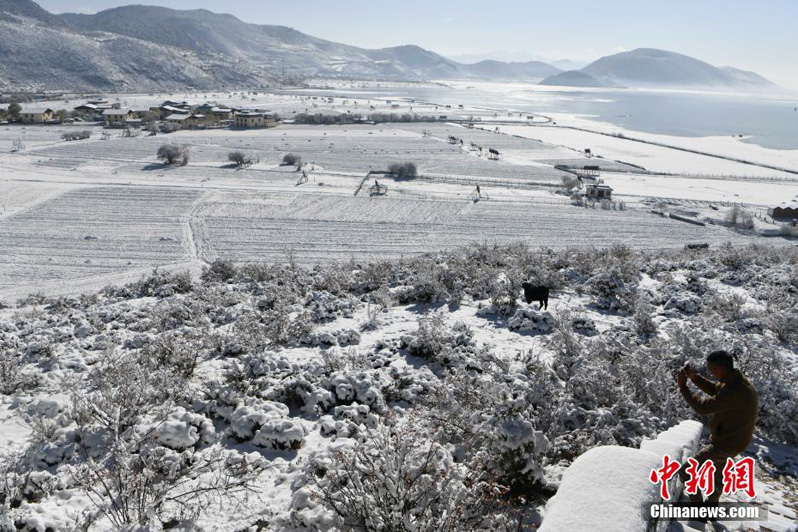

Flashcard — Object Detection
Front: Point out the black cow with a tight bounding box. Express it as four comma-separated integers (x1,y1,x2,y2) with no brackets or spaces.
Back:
522,282,549,310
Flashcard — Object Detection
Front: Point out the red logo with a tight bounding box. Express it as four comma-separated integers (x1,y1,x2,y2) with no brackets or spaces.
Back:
722,457,757,498
649,455,681,500
649,456,757,500
683,457,716,497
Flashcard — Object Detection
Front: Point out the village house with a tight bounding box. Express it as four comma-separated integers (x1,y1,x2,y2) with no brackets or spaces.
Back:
102,109,139,128
165,112,214,129
234,110,277,128
585,183,613,200
19,107,54,124
150,104,190,120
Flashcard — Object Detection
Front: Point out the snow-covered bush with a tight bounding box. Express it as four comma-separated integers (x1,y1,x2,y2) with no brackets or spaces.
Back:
303,290,357,323
508,308,556,334
403,315,474,361
633,293,658,336
157,143,190,166
765,292,798,343
388,161,417,179
664,292,702,315
252,418,307,450
202,258,238,283
0,350,38,395
71,442,265,528
589,267,636,313
710,291,748,322
227,399,290,441
234,303,313,350
296,418,507,531
148,407,216,451
62,130,92,141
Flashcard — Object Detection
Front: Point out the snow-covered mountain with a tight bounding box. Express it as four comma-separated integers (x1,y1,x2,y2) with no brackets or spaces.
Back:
580,48,776,89
0,2,778,91
0,1,274,91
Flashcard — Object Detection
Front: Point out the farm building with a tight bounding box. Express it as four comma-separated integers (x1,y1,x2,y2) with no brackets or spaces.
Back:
19,107,54,123
585,183,613,200
103,109,138,126
149,105,189,120
235,111,277,128
165,113,215,129
74,104,99,116
768,204,798,219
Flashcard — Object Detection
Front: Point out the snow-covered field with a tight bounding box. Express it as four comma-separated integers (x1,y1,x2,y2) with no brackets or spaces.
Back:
3,110,796,301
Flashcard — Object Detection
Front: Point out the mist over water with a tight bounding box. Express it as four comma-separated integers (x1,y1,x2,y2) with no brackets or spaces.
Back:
292,83,798,150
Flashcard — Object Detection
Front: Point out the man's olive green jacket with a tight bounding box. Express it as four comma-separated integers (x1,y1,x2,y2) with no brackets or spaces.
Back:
679,369,758,455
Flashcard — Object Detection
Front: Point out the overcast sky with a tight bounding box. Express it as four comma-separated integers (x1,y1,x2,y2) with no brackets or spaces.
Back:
37,0,798,88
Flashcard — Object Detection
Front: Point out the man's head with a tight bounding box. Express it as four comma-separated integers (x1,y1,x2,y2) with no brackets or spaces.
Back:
706,350,735,379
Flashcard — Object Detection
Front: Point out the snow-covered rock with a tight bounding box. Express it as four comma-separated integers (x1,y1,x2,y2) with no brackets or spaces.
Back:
508,308,556,334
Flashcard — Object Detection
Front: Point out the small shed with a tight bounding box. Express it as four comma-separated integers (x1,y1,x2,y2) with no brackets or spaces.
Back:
586,183,613,200
577,165,601,179
768,204,798,219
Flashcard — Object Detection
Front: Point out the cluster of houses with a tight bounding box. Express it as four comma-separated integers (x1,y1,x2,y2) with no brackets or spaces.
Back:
15,99,278,130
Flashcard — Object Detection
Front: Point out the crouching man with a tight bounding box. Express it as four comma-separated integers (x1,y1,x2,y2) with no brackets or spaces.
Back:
676,350,758,504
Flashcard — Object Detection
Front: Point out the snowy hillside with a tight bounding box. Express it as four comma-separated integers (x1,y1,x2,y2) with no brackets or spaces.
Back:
0,12,272,91
1,243,796,530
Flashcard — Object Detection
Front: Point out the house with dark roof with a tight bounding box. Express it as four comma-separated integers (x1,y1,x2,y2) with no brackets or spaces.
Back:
585,183,613,200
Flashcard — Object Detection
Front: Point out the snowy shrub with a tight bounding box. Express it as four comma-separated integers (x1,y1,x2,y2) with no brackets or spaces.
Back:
403,315,474,361
61,129,92,141
323,371,386,411
71,350,188,434
763,291,798,343
139,330,209,379
148,407,216,451
228,151,256,167
633,293,658,336
108,268,192,299
303,290,357,323
508,308,556,334
297,418,507,531
486,272,521,316
664,292,702,315
227,400,290,441
282,153,302,167
202,259,238,283
588,267,636,313
710,291,748,322
234,303,313,350
0,350,38,395
388,161,418,179
252,418,307,450
71,442,266,529
157,144,190,166
725,205,754,229
570,315,598,336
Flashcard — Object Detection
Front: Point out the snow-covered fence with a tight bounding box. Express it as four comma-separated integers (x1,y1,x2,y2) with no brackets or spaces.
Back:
539,420,703,532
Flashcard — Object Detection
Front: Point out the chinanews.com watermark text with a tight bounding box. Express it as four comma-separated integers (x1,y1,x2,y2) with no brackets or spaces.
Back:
649,502,767,522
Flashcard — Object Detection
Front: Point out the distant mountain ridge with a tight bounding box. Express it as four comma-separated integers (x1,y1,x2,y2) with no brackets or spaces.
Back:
0,2,778,92
579,48,775,89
